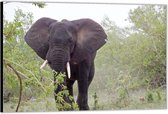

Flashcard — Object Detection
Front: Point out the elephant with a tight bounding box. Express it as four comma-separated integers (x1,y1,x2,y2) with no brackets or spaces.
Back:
24,17,107,110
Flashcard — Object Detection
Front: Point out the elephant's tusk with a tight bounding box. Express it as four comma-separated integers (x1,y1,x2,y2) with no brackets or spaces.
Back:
105,38,108,42
66,62,71,79
40,60,48,69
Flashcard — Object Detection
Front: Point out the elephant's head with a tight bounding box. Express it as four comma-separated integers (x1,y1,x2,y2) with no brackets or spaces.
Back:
24,17,107,77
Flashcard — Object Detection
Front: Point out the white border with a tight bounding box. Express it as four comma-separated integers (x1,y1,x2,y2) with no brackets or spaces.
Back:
0,0,168,4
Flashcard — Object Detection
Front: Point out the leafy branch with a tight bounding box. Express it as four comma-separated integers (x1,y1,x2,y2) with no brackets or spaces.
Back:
3,2,46,8
3,58,47,92
53,72,79,111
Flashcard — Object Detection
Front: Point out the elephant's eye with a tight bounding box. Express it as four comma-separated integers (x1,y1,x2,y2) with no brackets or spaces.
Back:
68,37,73,44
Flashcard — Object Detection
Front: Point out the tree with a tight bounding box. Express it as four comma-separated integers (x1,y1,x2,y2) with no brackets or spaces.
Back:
99,5,166,90
128,5,166,87
3,8,53,112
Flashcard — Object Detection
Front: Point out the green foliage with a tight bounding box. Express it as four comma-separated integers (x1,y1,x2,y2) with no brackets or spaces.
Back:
3,8,54,111
114,71,131,108
93,5,166,109
97,5,166,90
129,5,166,36
146,92,154,102
92,92,99,110
53,72,79,111
145,88,163,103
3,9,34,97
128,5,166,87
32,2,46,8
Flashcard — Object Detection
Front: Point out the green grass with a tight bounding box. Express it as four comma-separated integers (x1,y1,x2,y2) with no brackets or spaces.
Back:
4,87,166,112
88,87,166,110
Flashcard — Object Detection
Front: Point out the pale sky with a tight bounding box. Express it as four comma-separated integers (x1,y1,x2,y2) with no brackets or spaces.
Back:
4,2,141,28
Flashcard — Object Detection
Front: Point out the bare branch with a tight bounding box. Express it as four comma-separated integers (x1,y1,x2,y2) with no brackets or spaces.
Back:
6,63,22,112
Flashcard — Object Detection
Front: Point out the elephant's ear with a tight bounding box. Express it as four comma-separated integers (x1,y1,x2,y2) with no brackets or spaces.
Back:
71,19,107,62
24,17,57,60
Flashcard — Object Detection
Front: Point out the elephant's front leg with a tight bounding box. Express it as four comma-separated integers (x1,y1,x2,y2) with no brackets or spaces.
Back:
77,79,89,110
66,79,75,96
77,61,90,110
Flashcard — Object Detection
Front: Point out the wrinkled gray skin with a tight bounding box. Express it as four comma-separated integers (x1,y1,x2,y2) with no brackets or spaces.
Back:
24,17,107,110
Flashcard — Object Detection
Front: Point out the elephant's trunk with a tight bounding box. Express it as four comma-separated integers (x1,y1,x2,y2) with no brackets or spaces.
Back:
40,60,71,79
44,47,71,78
51,58,66,76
